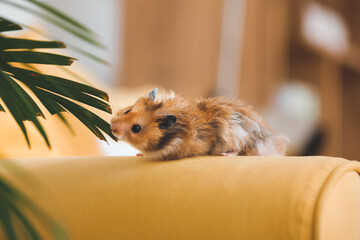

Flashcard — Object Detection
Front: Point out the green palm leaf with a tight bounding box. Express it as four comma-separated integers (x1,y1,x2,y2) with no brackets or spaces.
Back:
0,199,16,240
48,92,113,141
8,66,115,140
15,21,108,65
25,0,95,35
0,37,65,50
0,18,22,32
0,17,116,147
0,70,49,148
1,51,76,65
5,202,41,240
11,66,110,101
0,161,68,240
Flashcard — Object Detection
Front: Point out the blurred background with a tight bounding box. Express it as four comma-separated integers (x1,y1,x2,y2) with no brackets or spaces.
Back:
1,0,359,160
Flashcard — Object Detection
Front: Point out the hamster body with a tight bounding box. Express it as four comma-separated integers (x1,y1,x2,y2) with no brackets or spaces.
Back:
110,88,287,160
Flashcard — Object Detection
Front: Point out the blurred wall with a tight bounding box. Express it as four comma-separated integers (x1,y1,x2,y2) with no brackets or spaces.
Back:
289,0,360,159
239,0,290,107
119,0,224,98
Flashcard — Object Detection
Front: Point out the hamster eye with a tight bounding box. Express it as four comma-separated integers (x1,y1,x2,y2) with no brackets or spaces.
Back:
124,109,131,115
131,124,142,133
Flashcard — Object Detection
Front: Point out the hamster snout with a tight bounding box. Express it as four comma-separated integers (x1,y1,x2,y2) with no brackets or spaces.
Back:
110,123,120,135
110,121,127,137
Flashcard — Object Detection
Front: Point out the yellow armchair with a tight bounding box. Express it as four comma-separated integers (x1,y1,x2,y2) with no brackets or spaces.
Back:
6,155,360,240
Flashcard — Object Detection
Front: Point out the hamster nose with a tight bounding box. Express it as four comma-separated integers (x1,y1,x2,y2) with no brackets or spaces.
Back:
111,122,128,136
111,123,121,135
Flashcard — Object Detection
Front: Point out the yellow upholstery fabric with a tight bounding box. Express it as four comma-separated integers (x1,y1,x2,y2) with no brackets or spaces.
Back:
5,156,360,240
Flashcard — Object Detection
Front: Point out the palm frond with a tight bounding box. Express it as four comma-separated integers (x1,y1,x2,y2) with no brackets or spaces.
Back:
0,70,49,148
1,51,76,65
0,37,65,50
0,161,68,240
0,18,22,32
9,66,112,115
25,0,95,35
18,22,108,65
0,17,117,147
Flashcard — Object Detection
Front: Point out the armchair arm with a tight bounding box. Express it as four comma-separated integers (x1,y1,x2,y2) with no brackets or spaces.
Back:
8,156,360,240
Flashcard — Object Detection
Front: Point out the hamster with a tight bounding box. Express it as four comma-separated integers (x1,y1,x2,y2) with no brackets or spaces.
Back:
110,88,288,160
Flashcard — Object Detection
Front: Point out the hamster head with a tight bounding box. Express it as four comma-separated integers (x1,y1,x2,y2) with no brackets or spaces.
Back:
110,88,179,154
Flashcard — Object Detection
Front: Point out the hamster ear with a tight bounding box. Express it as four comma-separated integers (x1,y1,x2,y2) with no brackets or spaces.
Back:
158,115,177,129
148,88,158,100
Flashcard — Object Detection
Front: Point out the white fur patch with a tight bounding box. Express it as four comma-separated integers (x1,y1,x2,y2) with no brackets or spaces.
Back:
246,118,262,137
229,113,248,149
154,91,175,103
255,140,281,156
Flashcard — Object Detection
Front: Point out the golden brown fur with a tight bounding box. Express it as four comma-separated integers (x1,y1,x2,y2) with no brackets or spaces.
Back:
111,89,288,160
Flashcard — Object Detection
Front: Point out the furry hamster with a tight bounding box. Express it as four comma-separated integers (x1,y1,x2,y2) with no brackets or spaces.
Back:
110,88,288,160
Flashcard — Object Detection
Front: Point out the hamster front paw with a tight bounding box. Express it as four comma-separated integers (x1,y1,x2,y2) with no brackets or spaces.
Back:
220,151,239,157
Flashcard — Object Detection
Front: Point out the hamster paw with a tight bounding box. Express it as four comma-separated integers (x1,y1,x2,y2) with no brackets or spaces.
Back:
136,153,143,157
220,151,238,157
